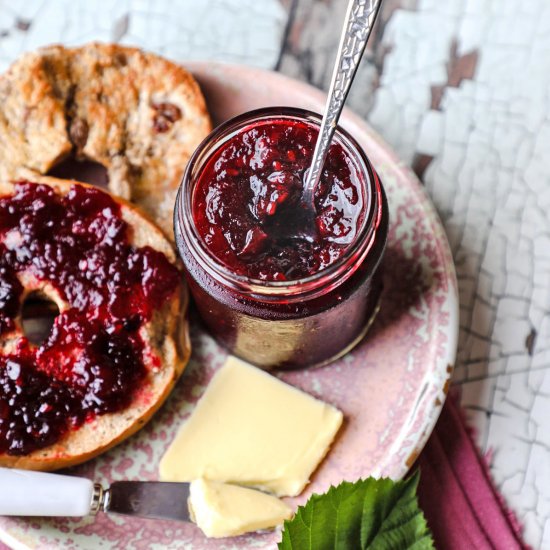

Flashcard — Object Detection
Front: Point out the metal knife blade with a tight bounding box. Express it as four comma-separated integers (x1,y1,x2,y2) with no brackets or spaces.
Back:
103,481,191,522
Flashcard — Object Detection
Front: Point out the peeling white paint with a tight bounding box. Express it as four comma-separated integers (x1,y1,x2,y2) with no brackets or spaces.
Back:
369,2,550,546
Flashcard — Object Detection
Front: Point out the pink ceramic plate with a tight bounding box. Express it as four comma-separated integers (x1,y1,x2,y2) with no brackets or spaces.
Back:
0,63,458,550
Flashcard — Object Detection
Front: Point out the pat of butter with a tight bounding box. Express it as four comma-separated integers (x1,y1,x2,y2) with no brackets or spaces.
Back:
188,479,292,538
160,357,343,496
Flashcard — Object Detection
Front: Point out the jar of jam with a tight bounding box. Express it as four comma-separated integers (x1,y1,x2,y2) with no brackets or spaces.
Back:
174,107,388,369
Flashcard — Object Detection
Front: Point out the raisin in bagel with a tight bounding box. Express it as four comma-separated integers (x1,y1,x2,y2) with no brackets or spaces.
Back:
0,176,189,470
0,43,211,238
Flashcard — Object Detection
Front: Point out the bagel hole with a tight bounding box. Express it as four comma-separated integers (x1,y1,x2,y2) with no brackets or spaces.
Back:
47,155,109,190
21,292,60,346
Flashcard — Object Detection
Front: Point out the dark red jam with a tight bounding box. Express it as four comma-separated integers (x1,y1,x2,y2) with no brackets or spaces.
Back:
0,183,180,455
192,119,365,281
176,108,389,369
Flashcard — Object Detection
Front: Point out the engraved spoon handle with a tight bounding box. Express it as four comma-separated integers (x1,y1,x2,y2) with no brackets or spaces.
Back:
304,0,383,199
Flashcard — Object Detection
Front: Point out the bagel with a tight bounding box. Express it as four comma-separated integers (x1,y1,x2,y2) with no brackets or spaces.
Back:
0,176,189,470
0,43,212,238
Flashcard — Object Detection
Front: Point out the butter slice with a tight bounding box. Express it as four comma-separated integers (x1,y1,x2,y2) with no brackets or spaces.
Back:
159,357,343,496
188,479,292,538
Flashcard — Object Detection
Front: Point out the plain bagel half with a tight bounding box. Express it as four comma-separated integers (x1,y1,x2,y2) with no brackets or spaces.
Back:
0,176,190,470
0,43,212,238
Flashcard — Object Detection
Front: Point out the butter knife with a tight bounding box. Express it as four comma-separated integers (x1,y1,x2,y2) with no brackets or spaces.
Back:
0,468,191,522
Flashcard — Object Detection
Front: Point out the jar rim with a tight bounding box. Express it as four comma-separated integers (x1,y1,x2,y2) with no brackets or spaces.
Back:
175,106,384,298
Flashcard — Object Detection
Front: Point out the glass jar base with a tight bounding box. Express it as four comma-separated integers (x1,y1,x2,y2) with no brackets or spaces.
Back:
226,295,382,371
297,296,382,370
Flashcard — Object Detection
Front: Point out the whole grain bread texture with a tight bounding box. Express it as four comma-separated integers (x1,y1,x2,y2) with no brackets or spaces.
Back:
0,176,190,470
0,43,211,238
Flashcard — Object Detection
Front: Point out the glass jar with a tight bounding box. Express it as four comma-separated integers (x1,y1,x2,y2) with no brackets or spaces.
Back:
174,107,388,369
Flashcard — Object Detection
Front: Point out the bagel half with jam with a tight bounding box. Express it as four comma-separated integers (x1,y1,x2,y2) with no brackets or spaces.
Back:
0,42,212,238
0,176,189,470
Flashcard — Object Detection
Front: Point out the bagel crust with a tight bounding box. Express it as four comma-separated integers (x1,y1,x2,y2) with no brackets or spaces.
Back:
0,176,190,470
0,43,212,238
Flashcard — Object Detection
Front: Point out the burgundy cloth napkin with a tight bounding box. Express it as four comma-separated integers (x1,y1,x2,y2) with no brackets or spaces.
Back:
0,394,529,550
417,392,529,549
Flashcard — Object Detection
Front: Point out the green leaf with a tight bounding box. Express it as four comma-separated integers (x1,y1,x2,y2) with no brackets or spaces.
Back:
278,471,434,550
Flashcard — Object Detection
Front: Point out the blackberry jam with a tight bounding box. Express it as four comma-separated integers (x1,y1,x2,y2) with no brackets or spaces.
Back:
175,108,388,369
0,183,180,455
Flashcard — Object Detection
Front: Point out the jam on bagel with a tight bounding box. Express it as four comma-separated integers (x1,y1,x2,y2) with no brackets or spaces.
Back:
0,182,180,456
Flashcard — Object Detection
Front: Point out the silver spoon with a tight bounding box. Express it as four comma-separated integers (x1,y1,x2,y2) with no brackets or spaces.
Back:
302,0,383,210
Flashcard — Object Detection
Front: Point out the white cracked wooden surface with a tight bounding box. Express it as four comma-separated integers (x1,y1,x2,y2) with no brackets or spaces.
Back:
367,3,550,547
0,0,548,547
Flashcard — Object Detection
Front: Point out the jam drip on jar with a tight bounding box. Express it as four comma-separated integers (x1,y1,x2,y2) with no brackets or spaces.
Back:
192,119,366,281
0,183,180,456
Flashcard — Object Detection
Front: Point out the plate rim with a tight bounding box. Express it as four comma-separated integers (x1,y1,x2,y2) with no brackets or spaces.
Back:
0,61,459,550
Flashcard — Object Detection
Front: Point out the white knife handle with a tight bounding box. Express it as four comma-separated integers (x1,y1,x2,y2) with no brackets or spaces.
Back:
0,468,94,517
